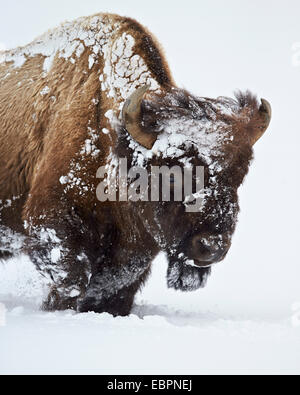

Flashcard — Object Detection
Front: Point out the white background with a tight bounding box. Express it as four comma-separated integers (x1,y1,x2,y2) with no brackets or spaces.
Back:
0,0,300,374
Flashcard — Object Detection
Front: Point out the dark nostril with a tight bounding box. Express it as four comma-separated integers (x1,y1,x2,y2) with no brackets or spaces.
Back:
191,235,225,262
195,240,211,256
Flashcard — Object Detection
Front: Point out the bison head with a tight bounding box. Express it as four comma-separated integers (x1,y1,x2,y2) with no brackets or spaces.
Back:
120,85,271,291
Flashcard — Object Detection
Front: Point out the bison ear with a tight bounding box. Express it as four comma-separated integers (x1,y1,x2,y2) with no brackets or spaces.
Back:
122,85,158,150
251,98,272,145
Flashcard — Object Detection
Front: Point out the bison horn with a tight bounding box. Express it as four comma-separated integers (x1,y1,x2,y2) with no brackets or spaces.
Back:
122,85,157,150
252,98,272,145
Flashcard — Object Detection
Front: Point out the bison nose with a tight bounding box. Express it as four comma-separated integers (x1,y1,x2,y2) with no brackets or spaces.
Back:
189,234,227,264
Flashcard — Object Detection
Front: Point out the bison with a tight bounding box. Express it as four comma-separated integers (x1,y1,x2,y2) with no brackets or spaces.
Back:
0,13,271,316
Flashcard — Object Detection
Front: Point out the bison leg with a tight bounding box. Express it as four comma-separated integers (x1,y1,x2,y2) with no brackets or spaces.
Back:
27,238,92,311
23,209,98,311
78,258,151,316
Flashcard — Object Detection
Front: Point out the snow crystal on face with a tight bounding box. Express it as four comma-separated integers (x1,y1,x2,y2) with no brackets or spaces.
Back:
214,96,240,116
127,106,231,175
77,252,88,262
69,289,80,298
150,115,229,164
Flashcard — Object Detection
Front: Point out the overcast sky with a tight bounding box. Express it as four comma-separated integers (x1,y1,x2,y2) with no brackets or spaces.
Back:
0,0,300,305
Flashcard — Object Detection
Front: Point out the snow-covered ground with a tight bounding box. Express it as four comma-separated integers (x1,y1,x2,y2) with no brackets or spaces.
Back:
0,252,300,375
1,0,300,375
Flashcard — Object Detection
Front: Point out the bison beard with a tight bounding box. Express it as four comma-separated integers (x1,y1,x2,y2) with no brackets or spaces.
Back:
0,13,271,316
167,261,211,292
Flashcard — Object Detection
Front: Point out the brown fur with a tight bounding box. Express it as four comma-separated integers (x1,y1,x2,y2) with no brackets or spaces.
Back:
0,13,269,315
0,14,173,230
